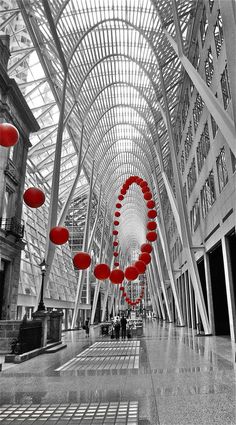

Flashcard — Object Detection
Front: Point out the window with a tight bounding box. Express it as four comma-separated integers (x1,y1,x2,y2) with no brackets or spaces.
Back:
190,198,200,232
193,94,204,132
205,48,214,86
221,65,231,109
216,147,228,192
197,123,210,172
184,123,193,161
214,11,224,56
210,114,218,138
182,88,190,128
187,158,197,197
200,170,216,217
200,6,208,46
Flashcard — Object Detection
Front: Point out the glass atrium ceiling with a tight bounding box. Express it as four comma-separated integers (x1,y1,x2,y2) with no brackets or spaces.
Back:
1,0,196,253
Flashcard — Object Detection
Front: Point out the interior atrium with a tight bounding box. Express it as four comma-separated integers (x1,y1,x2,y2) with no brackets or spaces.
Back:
0,1,236,424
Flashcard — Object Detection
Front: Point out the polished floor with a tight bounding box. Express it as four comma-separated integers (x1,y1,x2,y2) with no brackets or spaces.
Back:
0,320,236,424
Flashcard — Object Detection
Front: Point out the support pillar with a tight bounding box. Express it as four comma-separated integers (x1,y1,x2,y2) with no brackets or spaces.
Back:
222,236,236,342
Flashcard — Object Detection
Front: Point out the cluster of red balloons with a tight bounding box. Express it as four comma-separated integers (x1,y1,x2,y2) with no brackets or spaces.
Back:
120,282,145,307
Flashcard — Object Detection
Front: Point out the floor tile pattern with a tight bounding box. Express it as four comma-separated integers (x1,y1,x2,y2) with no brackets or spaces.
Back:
56,341,140,372
0,402,139,424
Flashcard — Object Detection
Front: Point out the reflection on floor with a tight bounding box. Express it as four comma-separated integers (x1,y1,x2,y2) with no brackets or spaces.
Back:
0,320,236,424
0,401,139,424
56,340,140,373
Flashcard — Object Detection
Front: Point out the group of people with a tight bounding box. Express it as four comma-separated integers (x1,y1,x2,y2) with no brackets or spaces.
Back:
112,314,130,340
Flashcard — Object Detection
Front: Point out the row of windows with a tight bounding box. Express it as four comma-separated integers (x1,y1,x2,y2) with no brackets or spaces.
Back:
189,148,229,232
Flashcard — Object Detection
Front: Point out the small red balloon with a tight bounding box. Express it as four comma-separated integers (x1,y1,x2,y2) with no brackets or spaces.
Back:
120,286,124,291
144,192,152,200
123,292,127,297
113,241,118,247
113,230,118,236
139,252,151,264
49,226,69,245
115,211,120,217
148,209,157,219
94,263,110,280
114,220,119,226
0,123,19,147
114,262,119,267
142,186,150,193
147,221,157,230
141,243,153,254
147,200,155,209
73,252,91,270
140,181,148,188
118,195,124,201
120,188,126,195
125,266,139,281
23,187,45,208
134,260,146,274
116,203,122,209
110,268,124,284
146,231,157,242
113,252,119,257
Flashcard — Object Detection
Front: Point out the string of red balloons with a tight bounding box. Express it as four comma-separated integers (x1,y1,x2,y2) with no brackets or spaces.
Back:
1,124,157,306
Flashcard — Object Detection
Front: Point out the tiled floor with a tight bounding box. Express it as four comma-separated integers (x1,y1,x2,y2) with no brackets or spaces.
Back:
0,320,236,424
0,401,138,424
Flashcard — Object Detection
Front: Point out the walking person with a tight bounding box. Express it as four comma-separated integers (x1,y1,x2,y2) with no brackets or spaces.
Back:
120,314,127,339
114,317,120,339
85,317,90,338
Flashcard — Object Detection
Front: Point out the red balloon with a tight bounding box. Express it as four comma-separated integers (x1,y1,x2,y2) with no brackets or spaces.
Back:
144,192,152,200
142,186,150,193
139,252,151,264
49,226,69,245
116,203,122,209
147,231,157,242
123,292,127,297
0,123,19,147
113,230,118,236
120,188,126,195
114,220,119,226
113,252,119,257
134,260,146,274
148,209,157,219
118,195,124,201
23,187,45,208
136,178,143,185
147,200,155,209
125,266,139,281
141,243,153,254
94,263,110,280
114,262,119,267
147,221,157,230
120,286,124,291
110,268,124,284
113,241,118,247
73,252,91,270
125,297,130,302
140,181,148,188
115,211,120,217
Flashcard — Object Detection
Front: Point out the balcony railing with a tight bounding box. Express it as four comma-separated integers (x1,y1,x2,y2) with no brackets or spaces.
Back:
0,217,24,239
4,159,18,184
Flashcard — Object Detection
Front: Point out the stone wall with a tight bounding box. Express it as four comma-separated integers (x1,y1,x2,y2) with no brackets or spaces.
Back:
0,320,21,353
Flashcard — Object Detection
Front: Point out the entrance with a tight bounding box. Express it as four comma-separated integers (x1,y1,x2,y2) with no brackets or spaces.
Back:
227,230,236,310
209,243,230,335
0,260,8,319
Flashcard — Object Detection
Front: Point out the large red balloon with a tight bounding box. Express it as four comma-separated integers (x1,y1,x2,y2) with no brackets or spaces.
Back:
115,211,120,217
147,221,157,230
147,200,155,209
134,260,146,274
49,226,69,245
139,252,151,264
125,266,139,281
113,230,118,235
144,192,152,200
110,268,124,284
0,123,19,147
114,220,119,226
141,243,153,254
23,187,45,208
148,209,157,219
146,231,157,242
73,252,91,270
94,263,110,280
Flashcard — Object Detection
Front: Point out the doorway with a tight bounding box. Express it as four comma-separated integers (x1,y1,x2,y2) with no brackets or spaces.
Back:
0,260,8,319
